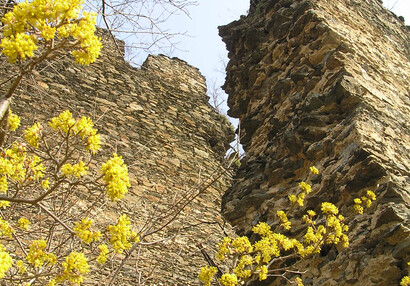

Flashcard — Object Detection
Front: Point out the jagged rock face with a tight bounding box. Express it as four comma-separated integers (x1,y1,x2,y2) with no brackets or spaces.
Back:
0,30,235,284
220,0,409,285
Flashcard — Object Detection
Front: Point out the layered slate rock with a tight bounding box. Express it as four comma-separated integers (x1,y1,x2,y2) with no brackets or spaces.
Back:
220,0,409,284
0,30,235,284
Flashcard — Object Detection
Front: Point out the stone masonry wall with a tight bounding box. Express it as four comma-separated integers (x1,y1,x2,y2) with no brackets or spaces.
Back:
0,28,235,284
219,0,409,285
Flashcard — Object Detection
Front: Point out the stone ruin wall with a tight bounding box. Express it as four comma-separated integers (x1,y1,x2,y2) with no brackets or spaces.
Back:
220,0,409,285
0,28,235,284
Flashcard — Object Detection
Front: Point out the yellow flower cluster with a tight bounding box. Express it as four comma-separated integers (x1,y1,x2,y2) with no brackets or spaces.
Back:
309,166,319,175
0,0,102,65
0,142,46,189
199,166,377,286
321,202,339,215
57,251,90,284
303,210,316,225
289,181,312,206
0,244,12,279
96,244,109,265
18,217,31,230
232,236,253,254
100,154,130,201
234,255,253,279
304,226,324,244
319,202,349,248
198,266,217,286
354,190,376,214
8,110,21,131
49,110,75,134
295,277,304,286
73,217,101,244
29,155,46,180
401,276,410,286
26,239,56,268
16,260,27,274
299,181,312,194
61,161,89,178
24,122,42,148
219,273,238,286
41,178,50,189
277,210,291,230
252,221,272,236
401,262,410,286
258,265,268,280
0,201,10,209
216,237,232,261
0,33,37,63
108,214,138,253
49,110,101,153
0,218,13,237
70,12,102,65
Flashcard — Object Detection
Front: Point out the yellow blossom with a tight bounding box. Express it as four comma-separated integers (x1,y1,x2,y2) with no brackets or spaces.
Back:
354,203,364,214
259,265,268,281
354,191,376,214
234,255,253,278
288,194,297,203
295,277,304,286
8,110,20,131
73,217,101,244
0,201,10,209
307,210,316,217
366,190,376,201
219,273,238,286
232,236,253,253
16,260,26,274
86,133,101,154
252,222,272,237
0,245,12,279
108,214,138,253
321,202,339,215
401,276,410,286
304,226,320,244
101,154,130,201
216,237,232,261
26,239,56,268
0,218,13,237
254,237,279,262
49,110,76,134
29,155,45,180
277,210,291,230
24,122,42,148
96,244,109,265
0,177,7,193
61,161,89,178
297,192,305,206
57,252,90,284
1,0,102,65
75,116,96,139
41,178,50,189
309,166,319,175
18,217,31,230
199,266,217,286
299,181,311,194
0,33,38,63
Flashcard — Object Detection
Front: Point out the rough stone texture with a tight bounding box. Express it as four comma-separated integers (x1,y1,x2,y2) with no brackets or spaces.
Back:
0,29,235,284
219,0,409,285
